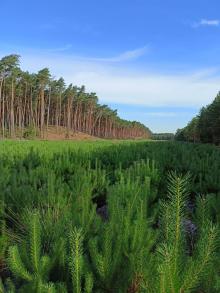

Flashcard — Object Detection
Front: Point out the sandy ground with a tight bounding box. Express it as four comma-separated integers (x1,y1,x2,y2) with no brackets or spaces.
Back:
42,126,101,141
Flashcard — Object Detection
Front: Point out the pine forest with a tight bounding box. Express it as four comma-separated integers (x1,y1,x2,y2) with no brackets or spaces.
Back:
0,55,150,140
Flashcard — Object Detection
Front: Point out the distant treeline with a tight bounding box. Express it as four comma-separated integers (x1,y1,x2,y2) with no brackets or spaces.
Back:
175,92,220,144
0,54,151,139
152,133,174,140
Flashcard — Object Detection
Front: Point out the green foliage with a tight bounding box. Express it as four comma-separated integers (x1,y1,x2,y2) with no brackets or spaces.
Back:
0,141,219,291
7,213,64,292
175,92,220,144
152,133,174,141
154,173,217,293
0,278,16,293
23,126,37,139
69,227,84,293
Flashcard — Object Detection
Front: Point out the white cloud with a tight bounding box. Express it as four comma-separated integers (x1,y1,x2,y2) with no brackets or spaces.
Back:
193,19,220,28
1,49,219,108
201,19,220,26
88,46,149,62
147,112,179,117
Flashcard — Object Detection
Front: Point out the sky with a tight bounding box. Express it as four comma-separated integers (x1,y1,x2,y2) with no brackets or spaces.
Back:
1,0,220,132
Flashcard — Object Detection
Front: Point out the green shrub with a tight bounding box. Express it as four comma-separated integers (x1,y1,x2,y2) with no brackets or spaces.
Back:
23,126,37,139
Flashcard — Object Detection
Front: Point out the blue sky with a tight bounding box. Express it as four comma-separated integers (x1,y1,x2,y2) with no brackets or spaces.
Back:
1,0,220,132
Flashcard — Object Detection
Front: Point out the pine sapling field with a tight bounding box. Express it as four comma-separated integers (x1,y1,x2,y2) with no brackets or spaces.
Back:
0,141,220,292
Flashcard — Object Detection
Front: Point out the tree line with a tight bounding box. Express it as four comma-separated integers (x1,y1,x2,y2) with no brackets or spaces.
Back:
175,92,220,144
152,132,174,141
0,54,151,139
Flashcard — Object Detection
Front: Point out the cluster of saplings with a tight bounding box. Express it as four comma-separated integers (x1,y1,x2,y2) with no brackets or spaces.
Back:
0,141,220,292
0,54,151,140
175,92,220,144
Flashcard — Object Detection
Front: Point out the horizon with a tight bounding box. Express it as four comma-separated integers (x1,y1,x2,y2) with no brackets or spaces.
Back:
1,0,220,133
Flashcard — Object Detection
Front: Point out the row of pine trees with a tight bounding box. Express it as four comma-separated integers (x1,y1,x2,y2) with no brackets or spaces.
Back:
175,92,220,144
0,54,151,139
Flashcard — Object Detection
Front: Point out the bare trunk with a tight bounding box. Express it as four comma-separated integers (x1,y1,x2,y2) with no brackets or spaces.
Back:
10,80,15,138
40,88,45,138
46,87,51,134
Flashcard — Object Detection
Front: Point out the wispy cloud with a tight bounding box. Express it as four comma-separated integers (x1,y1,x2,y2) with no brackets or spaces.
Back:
147,112,179,117
192,19,220,28
46,44,72,52
1,48,219,108
87,46,149,62
122,111,192,118
10,51,219,108
23,45,149,62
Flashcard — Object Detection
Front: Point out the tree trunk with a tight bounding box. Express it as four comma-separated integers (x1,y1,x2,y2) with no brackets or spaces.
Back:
46,87,51,134
40,88,45,138
10,80,15,138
